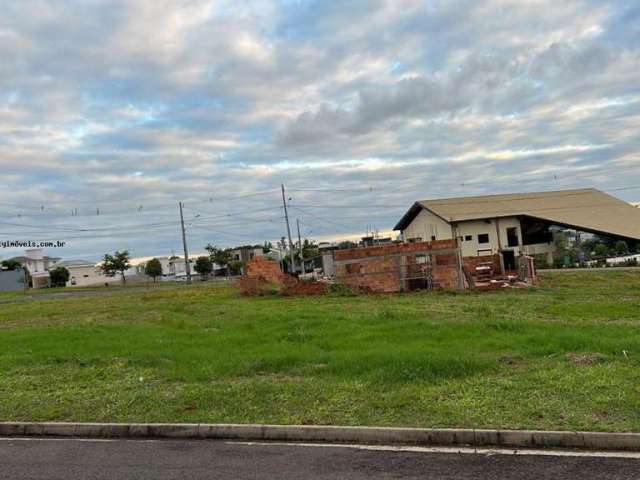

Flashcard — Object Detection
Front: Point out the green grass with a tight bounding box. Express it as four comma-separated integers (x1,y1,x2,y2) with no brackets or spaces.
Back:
1,271,639,431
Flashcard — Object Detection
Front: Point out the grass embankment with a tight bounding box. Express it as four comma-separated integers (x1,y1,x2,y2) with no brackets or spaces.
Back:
1,271,639,431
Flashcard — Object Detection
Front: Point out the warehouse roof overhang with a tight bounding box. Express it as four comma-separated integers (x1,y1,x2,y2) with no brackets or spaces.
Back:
393,188,640,241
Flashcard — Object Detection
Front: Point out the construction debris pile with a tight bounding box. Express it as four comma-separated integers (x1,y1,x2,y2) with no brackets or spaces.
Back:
238,257,328,296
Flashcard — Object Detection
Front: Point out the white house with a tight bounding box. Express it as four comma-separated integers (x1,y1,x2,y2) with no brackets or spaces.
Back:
135,256,175,279
394,188,640,271
55,259,122,287
8,249,60,288
136,255,223,281
230,246,264,263
605,253,640,266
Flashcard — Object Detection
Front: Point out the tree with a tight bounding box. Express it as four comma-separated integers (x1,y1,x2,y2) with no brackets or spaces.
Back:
262,241,273,254
614,240,629,256
194,256,213,280
301,238,318,258
1,259,22,271
100,250,131,285
144,258,163,283
49,266,70,287
553,231,569,253
228,260,245,276
205,244,232,276
594,243,609,257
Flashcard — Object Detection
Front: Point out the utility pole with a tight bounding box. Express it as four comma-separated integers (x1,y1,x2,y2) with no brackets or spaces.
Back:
296,218,304,274
281,184,296,273
179,201,192,284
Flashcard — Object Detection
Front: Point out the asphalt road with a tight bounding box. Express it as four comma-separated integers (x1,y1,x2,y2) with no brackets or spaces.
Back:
1,438,639,479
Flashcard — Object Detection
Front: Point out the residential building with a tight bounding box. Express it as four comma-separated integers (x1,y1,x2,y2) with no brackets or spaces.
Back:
8,249,60,288
55,259,121,287
171,257,195,279
318,242,338,278
136,255,223,281
605,253,640,266
394,188,640,271
230,246,264,263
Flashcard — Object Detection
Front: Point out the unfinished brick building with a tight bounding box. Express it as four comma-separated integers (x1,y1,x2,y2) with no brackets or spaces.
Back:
333,239,504,293
334,240,461,293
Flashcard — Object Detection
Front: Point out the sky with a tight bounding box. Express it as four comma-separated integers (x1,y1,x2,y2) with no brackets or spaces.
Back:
1,0,639,261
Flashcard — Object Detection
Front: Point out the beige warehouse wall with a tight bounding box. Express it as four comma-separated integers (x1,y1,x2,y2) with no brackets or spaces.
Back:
404,212,555,259
402,209,453,242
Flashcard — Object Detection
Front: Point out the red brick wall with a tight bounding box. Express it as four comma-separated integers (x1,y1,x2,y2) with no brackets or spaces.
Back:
334,240,461,292
463,254,501,273
333,239,456,261
245,257,285,284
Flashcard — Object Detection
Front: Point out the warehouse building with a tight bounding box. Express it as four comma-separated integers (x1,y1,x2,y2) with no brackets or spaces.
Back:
394,188,640,271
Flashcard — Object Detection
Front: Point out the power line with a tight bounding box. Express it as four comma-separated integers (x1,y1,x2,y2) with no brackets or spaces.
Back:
289,205,357,231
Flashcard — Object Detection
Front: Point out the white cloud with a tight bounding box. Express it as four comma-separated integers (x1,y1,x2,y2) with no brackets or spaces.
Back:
0,0,638,259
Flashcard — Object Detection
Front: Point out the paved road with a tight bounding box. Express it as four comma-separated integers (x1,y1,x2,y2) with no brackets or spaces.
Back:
1,438,639,479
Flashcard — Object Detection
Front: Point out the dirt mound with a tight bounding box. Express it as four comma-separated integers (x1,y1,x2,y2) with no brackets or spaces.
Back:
239,257,328,296
565,352,608,365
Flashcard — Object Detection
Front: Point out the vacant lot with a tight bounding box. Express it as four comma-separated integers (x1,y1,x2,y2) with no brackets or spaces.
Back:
1,272,639,432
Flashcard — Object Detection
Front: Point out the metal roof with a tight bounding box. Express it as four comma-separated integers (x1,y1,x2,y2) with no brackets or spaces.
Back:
55,259,96,267
394,188,640,240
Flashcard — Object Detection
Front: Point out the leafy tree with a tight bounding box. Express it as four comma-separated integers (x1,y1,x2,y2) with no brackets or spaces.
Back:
205,244,232,276
1,259,22,271
594,243,609,257
144,258,163,283
262,241,273,254
614,240,629,256
301,239,318,258
49,266,70,287
100,250,131,285
228,260,245,276
553,232,569,252
194,256,213,280
337,241,357,249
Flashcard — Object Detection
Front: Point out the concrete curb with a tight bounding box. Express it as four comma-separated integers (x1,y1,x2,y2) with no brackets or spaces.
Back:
0,423,639,451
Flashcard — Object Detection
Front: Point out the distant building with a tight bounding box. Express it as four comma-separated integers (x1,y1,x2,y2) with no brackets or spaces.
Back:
230,246,264,263
56,259,122,287
318,243,338,278
8,249,60,288
360,236,393,247
605,253,640,266
135,255,223,281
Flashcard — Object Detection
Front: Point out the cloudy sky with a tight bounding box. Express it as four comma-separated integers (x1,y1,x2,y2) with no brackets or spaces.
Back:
1,0,639,261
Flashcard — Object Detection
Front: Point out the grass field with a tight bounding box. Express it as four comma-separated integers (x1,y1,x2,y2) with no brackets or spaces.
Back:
1,271,639,432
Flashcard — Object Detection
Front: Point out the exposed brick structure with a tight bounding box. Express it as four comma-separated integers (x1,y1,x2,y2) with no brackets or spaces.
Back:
245,256,286,284
239,256,328,296
462,254,502,274
242,245,510,296
334,240,462,293
333,239,456,261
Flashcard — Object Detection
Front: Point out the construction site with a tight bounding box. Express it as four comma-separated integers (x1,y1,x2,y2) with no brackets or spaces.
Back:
239,238,537,296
